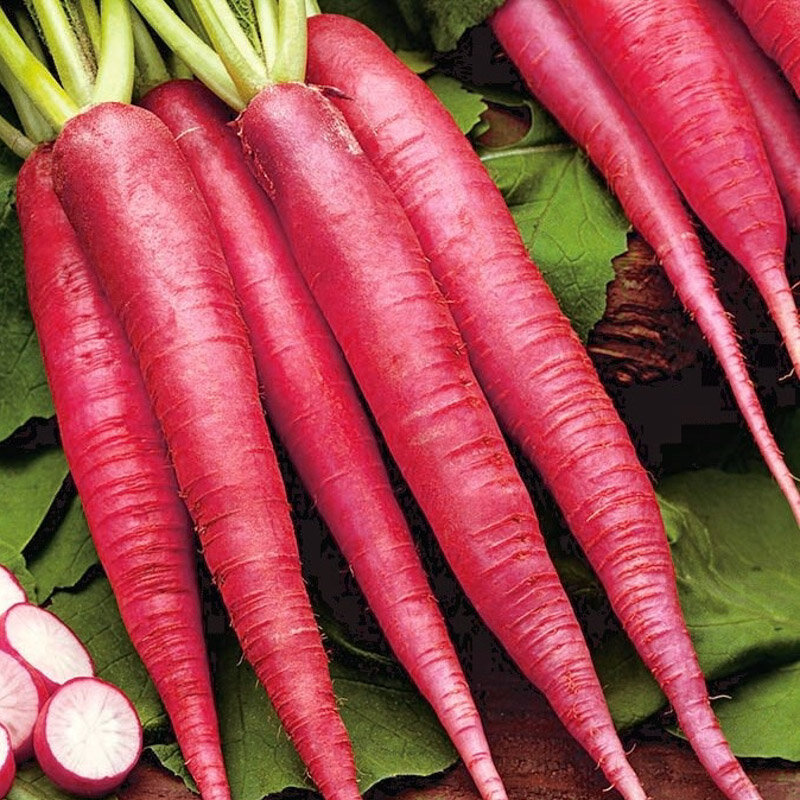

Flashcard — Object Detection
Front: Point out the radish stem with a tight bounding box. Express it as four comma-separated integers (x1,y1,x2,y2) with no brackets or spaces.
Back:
254,0,278,70
77,0,102,54
272,0,305,82
0,8,78,129
130,0,245,108
0,113,35,157
131,6,169,95
29,0,94,104
0,54,55,141
91,0,134,103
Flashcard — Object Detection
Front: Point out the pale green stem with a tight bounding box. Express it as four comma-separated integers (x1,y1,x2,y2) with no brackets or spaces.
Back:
172,0,210,44
304,0,320,16
131,0,245,108
0,7,78,129
15,11,49,63
190,0,269,99
0,59,55,141
168,51,194,79
0,112,35,157
78,0,102,54
272,0,306,83
131,6,169,95
30,0,94,104
91,0,134,103
254,0,278,70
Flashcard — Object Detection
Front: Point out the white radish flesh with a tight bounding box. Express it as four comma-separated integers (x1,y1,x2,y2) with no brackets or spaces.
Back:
0,604,93,691
0,725,17,795
34,677,142,797
0,649,48,762
0,569,26,616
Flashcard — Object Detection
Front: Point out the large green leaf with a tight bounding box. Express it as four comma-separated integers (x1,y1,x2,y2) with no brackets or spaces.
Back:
8,764,117,800
317,0,420,50
0,446,68,553
391,0,503,51
594,467,800,738
481,142,629,340
0,151,53,442
425,74,487,135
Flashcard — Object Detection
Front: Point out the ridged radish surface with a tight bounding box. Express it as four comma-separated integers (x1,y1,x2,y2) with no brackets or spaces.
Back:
0,649,48,762
34,677,142,797
0,724,16,794
0,604,93,691
0,568,26,616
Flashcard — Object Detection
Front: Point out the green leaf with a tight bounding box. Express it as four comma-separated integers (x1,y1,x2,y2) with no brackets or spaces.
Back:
481,143,629,340
0,541,37,601
48,576,167,738
148,744,198,791
0,446,68,553
391,0,502,52
7,763,118,800
26,492,98,600
594,467,800,731
0,151,54,442
317,0,420,51
213,631,456,800
425,74,487,136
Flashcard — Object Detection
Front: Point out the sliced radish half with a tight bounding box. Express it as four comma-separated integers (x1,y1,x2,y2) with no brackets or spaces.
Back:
34,677,142,797
0,604,93,692
0,724,17,795
0,649,49,762
0,568,26,616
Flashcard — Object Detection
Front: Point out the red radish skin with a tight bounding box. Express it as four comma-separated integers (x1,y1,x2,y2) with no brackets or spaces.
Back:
0,603,93,693
34,677,142,797
0,649,48,762
240,81,647,800
727,0,800,97
50,102,359,800
0,725,17,795
699,0,800,230
17,145,230,800
141,79,507,800
0,567,26,616
305,13,762,800
488,0,800,525
555,0,800,378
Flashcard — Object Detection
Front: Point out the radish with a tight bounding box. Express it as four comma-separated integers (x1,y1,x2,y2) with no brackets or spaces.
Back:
0,650,48,762
698,0,800,230
34,677,143,797
485,0,800,523
726,0,800,98
140,78,507,800
304,12,763,800
0,567,27,616
0,725,17,795
17,145,231,800
555,0,800,379
0,603,93,693
0,6,360,796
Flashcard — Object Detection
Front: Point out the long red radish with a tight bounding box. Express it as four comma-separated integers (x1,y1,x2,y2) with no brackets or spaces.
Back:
554,0,800,378
0,567,26,616
305,13,763,800
698,0,800,230
34,677,143,797
240,80,647,800
0,603,93,693
488,0,800,524
726,0,800,98
50,102,359,800
0,649,48,762
0,725,17,794
140,78,507,800
17,145,230,800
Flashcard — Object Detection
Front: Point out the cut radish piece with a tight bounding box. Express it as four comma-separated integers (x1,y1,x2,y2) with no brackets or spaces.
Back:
0,649,48,762
34,677,142,797
0,604,93,692
0,568,26,616
0,725,17,795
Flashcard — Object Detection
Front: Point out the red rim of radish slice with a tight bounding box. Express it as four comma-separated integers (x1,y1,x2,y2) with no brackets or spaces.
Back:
34,677,143,798
0,649,48,763
0,724,17,796
0,567,27,617
0,603,93,692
